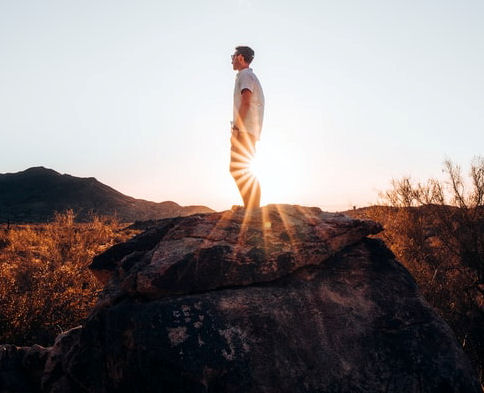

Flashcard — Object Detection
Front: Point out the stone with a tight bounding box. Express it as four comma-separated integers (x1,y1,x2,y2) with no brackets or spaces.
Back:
90,205,382,301
0,343,49,393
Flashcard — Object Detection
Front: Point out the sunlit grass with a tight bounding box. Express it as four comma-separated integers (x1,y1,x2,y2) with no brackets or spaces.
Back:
0,211,140,346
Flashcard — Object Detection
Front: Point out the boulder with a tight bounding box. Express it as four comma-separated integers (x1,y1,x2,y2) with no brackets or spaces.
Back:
90,205,382,301
1,205,480,392
0,344,49,392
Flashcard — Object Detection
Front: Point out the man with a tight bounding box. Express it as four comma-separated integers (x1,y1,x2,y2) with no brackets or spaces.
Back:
230,46,265,209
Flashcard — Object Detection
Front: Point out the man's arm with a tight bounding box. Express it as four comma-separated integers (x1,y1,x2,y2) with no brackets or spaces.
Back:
234,88,252,133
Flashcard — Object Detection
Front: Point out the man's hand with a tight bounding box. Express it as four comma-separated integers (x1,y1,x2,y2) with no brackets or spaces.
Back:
235,88,252,133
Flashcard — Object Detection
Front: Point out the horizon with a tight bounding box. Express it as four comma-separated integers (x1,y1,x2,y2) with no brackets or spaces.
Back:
1,165,371,212
1,1,483,212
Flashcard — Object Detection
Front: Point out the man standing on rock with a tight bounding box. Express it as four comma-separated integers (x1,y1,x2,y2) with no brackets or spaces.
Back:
230,46,265,209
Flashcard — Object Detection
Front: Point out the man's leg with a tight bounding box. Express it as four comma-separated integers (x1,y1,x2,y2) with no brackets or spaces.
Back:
230,131,261,209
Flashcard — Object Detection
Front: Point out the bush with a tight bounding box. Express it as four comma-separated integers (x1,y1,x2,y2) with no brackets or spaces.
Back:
353,157,484,385
0,210,138,346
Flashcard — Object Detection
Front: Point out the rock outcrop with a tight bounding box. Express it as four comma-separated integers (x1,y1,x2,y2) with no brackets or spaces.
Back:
0,205,481,392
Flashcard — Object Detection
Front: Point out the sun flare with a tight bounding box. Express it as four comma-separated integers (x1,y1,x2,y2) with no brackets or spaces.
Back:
248,135,305,205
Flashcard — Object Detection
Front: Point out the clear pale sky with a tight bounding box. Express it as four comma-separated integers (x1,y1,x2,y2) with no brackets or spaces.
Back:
1,0,483,211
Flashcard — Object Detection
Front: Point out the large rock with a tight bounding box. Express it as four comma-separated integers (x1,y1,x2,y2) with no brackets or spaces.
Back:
90,205,382,300
0,344,49,392
1,205,481,392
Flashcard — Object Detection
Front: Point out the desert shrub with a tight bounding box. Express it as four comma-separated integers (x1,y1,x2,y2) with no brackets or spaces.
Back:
0,210,138,346
354,157,484,384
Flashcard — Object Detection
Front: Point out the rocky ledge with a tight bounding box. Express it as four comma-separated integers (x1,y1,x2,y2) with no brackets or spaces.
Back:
0,205,481,393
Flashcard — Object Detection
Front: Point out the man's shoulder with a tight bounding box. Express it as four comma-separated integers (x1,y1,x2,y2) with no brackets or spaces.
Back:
238,68,259,82
239,68,256,76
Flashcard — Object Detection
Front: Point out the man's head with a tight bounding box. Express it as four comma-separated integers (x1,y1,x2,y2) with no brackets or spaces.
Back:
231,46,254,71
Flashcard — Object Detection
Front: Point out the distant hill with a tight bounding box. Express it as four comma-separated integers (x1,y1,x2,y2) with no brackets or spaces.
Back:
0,167,214,223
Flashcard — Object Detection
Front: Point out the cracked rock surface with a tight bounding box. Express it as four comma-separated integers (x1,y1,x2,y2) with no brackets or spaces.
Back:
1,205,480,392
90,205,382,301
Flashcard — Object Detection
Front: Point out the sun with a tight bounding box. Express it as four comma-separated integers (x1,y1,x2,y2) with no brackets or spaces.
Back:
248,134,305,205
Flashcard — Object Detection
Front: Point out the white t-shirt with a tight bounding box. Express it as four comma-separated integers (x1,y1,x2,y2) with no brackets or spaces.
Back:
233,68,265,140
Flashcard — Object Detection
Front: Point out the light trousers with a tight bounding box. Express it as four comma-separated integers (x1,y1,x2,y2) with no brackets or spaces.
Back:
229,130,261,209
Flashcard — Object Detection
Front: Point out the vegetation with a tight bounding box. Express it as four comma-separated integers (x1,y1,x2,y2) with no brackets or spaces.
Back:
0,211,139,346
0,159,482,385
350,157,484,384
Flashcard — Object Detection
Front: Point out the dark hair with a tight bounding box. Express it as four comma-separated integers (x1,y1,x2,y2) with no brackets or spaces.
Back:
235,46,254,64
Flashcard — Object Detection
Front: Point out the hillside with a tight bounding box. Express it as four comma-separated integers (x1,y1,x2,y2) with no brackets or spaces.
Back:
0,167,213,223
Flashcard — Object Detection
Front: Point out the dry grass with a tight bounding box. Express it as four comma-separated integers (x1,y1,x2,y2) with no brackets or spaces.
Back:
0,210,139,346
353,205,484,386
349,157,484,385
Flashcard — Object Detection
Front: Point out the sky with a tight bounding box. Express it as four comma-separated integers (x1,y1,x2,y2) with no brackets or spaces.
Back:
1,0,483,211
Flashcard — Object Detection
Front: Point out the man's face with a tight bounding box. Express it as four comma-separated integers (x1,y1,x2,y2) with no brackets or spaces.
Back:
231,52,244,71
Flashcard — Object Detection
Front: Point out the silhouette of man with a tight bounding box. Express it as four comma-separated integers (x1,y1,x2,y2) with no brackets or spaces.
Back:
230,46,265,209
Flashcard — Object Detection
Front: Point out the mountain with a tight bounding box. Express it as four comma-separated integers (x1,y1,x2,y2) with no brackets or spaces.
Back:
0,167,214,223
0,205,480,392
